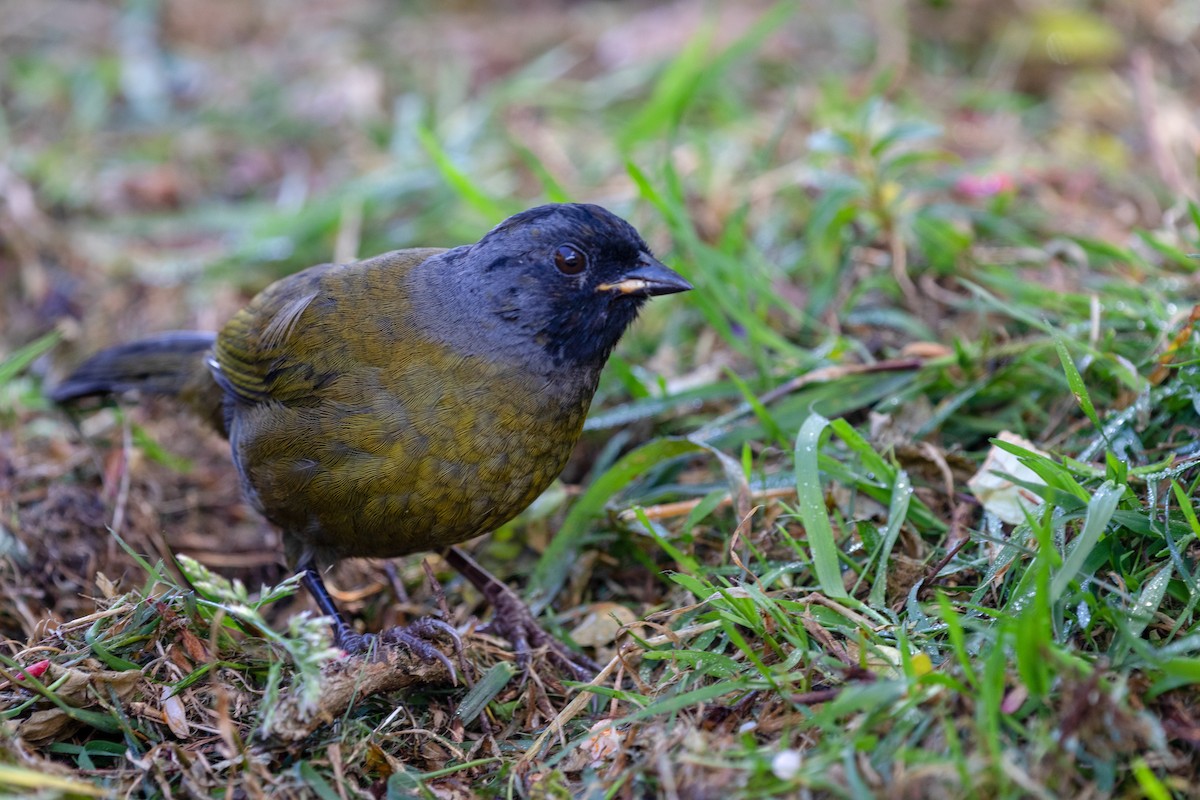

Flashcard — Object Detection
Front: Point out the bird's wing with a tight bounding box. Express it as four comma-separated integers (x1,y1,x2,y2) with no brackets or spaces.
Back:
212,248,446,406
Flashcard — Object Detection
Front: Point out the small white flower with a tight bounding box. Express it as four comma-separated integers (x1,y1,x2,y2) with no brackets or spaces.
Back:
771,749,802,781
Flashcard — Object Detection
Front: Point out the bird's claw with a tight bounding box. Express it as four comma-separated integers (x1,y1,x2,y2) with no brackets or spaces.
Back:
334,617,462,683
380,617,463,682
442,546,598,681
480,586,599,681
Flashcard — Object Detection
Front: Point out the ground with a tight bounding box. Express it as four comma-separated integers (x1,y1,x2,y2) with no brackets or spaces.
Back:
2,0,1200,797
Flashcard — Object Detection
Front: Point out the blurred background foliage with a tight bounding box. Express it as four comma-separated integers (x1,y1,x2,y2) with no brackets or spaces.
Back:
3,0,1200,797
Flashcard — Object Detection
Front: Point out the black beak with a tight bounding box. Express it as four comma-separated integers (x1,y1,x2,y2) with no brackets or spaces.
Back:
598,253,693,297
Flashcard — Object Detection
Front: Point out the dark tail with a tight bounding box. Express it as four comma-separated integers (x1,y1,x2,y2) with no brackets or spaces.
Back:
50,331,228,434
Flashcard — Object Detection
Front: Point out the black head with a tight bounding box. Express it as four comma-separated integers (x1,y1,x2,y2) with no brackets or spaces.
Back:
462,203,691,368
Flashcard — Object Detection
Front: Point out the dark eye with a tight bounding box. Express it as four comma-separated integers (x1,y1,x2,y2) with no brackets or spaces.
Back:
554,244,587,275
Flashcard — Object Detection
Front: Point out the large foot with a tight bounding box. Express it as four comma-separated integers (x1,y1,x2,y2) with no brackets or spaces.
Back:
381,617,462,681
300,564,462,679
442,546,599,681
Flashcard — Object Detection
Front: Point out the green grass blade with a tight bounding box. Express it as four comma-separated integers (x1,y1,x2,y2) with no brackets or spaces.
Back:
455,662,517,724
528,438,708,612
794,413,847,598
415,125,513,221
1050,480,1122,602
0,331,61,385
868,469,912,607
1055,336,1102,432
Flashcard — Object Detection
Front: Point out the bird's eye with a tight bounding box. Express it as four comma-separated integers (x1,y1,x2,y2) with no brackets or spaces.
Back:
554,244,587,275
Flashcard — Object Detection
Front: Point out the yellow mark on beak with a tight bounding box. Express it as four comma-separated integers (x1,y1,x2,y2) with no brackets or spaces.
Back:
597,279,651,295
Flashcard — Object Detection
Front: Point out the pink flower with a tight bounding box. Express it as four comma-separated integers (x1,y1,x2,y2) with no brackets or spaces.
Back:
955,173,1016,199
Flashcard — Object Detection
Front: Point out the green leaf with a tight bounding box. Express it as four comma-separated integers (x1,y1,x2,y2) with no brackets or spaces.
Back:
1132,758,1173,800
456,662,517,723
415,125,513,221
528,438,708,611
868,470,912,607
871,120,942,159
911,212,972,274
1125,565,1172,642
131,424,193,472
297,762,341,800
616,679,750,724
1137,230,1198,271
1050,480,1122,602
793,413,847,598
1055,337,1102,432
0,330,61,385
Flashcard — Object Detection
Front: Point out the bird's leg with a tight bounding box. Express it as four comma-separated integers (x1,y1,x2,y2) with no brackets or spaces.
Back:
442,546,599,680
300,564,367,651
300,562,460,679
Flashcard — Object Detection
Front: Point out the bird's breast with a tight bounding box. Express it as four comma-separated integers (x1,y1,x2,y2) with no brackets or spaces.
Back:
233,343,599,564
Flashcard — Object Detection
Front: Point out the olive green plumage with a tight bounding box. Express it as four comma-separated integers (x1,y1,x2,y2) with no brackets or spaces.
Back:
212,248,596,566
52,204,691,578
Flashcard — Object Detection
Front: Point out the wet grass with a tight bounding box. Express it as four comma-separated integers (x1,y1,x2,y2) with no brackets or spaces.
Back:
2,1,1199,797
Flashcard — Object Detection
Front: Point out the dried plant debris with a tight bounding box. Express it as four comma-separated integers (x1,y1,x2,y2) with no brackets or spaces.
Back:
4,0,1200,797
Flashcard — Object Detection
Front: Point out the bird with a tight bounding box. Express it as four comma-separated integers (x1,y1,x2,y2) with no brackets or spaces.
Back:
50,202,692,676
